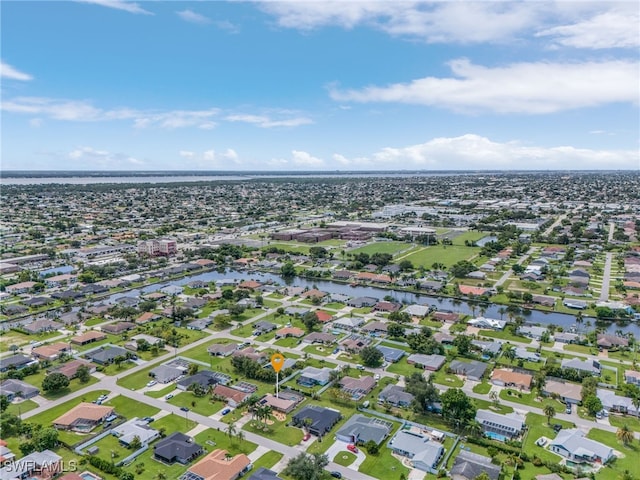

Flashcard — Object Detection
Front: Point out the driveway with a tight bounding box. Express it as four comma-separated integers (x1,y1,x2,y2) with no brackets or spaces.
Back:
324,439,367,469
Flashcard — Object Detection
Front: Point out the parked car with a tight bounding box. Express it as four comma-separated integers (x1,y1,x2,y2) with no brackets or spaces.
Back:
356,364,365,371
142,417,154,423
303,433,311,441
146,380,157,387
535,438,546,447
221,408,231,415
347,444,358,453
565,404,572,414
595,411,603,419
165,394,174,400
180,407,190,412
330,472,342,479
374,374,380,380
601,410,609,417
552,424,563,432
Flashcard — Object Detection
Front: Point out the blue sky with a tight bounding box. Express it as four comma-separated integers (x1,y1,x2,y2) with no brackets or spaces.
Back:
1,1,639,171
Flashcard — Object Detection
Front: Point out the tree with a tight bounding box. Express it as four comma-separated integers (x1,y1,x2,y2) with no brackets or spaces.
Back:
476,472,492,480
302,311,319,333
543,404,556,425
128,435,142,450
364,439,379,455
0,413,21,437
616,425,634,446
187,363,199,376
453,335,472,356
42,372,70,392
0,395,10,413
503,347,516,364
283,452,329,480
583,395,603,416
440,388,477,430
360,346,383,368
76,365,91,384
226,422,237,440
281,261,296,277
387,323,405,338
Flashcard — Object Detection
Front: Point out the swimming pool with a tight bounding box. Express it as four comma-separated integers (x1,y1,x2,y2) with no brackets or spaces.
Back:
485,432,507,442
79,472,102,480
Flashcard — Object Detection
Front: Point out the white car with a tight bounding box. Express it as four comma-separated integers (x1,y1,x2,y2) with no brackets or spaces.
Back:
146,380,157,387
374,374,380,380
535,438,546,447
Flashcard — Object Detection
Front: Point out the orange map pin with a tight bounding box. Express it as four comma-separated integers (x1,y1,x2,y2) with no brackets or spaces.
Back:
270,353,285,373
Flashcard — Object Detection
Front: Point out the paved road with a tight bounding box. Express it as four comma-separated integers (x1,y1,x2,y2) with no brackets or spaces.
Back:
608,222,615,242
494,247,536,288
599,252,614,302
543,214,567,237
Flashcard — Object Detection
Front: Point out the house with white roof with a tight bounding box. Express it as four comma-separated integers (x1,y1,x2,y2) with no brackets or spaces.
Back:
549,429,613,464
468,317,506,330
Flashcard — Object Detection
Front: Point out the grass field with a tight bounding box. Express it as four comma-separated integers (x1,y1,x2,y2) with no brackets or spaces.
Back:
401,245,477,268
333,451,357,466
116,360,163,390
586,428,640,480
252,451,284,471
5,399,38,416
348,241,411,257
167,391,225,416
451,231,491,246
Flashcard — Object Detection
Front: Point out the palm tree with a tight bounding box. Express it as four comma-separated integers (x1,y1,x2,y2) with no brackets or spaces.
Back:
226,421,237,440
155,473,167,480
503,346,516,364
543,404,556,425
260,405,272,427
616,424,634,446
236,430,245,445
466,420,483,437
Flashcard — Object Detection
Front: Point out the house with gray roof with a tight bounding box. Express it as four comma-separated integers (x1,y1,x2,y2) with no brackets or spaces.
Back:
553,332,581,344
542,380,582,404
303,332,336,344
153,432,204,465
347,296,378,308
471,340,502,356
407,354,446,371
284,306,310,316
297,366,333,387
292,405,341,436
376,345,405,363
388,430,444,472
476,409,525,440
149,364,185,383
0,449,61,480
449,360,489,381
378,384,414,407
403,304,431,317
253,321,277,335
335,414,392,445
332,316,364,330
248,467,283,480
112,418,159,446
0,354,37,372
451,450,501,480
513,347,541,362
207,343,239,357
598,389,639,416
0,379,39,401
84,345,128,365
561,357,601,375
549,429,613,464
518,325,547,340
177,370,231,391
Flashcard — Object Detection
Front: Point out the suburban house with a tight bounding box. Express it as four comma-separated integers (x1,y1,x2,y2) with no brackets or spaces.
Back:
292,405,341,436
403,304,431,317
53,403,114,432
0,379,40,401
549,429,613,464
70,331,107,346
476,410,525,440
0,449,62,480
314,311,334,323
472,340,502,357
112,418,159,446
449,360,489,381
513,347,541,363
0,354,37,372
212,384,251,408
149,364,185,384
625,370,640,385
153,432,204,465
340,335,370,353
23,319,63,334
297,366,333,387
335,414,392,445
517,325,548,340
433,332,455,344
373,301,401,313
542,380,583,404
135,311,161,325
333,316,364,330
560,358,601,375
303,332,336,344
31,343,71,361
597,389,640,416
388,430,444,472
47,359,96,379
361,321,388,335
260,392,303,414
490,369,533,391
179,449,252,480
275,326,305,339
451,450,501,480
407,354,446,371
207,343,239,357
347,296,378,308
101,321,135,335
232,347,268,364
553,332,581,344
375,345,405,363
84,345,129,365
339,376,376,400
177,371,231,391
468,317,506,330
596,334,629,350
378,384,414,407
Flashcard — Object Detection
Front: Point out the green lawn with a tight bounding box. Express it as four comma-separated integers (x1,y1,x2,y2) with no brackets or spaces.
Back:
91,432,130,463
103,394,161,418
323,303,345,310
252,450,284,471
303,344,334,357
243,415,304,447
145,384,176,398
472,382,492,394
194,427,258,456
586,428,640,480
387,359,426,378
499,389,565,412
452,231,491,246
478,329,532,343
562,344,596,355
349,241,411,257
180,338,239,364
402,245,477,268
473,398,514,415
333,451,357,466
358,424,410,480
19,367,99,400
607,414,640,432
153,412,197,433
123,443,190,479
167,391,226,416
4,399,38,416
274,336,302,348
117,360,165,390
431,365,464,388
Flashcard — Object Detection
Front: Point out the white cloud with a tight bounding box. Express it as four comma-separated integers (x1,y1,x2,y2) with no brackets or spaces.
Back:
214,20,240,34
67,146,145,168
260,1,542,44
179,151,196,158
76,0,153,15
330,58,639,114
291,150,325,167
1,61,34,81
29,118,43,128
333,134,640,170
2,97,221,129
176,9,211,25
536,6,640,49
178,148,240,166
226,113,313,128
